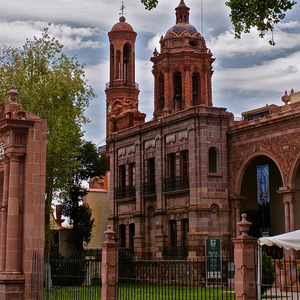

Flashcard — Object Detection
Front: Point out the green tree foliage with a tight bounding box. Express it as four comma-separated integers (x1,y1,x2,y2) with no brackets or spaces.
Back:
225,0,296,45
141,0,158,10
261,251,275,295
61,141,109,257
140,0,297,44
0,25,95,259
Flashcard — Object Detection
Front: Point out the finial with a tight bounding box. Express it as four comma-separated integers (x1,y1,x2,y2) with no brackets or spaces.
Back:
153,48,158,57
281,90,290,105
104,225,115,242
120,1,125,16
237,213,252,238
7,85,19,102
290,88,294,94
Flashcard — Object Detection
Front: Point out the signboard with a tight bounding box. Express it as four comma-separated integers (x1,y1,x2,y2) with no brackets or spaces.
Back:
206,238,221,279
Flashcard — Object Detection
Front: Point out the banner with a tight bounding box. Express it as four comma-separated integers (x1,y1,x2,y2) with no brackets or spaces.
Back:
257,164,270,235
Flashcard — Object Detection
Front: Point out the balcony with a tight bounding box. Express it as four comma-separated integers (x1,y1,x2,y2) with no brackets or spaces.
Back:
162,246,188,260
163,176,189,193
106,81,139,89
142,181,156,196
115,185,135,200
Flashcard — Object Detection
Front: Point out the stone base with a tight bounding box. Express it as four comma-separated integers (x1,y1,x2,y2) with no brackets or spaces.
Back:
0,274,25,300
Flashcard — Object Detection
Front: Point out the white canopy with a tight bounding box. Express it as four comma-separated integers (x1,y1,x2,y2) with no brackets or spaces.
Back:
258,229,300,250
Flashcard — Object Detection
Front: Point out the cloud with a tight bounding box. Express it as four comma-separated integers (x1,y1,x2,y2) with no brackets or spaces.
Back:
0,19,104,51
212,50,300,115
146,33,161,52
208,23,300,58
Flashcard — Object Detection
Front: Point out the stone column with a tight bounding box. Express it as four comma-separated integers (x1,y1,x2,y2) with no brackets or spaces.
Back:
101,225,118,300
232,213,257,300
277,188,298,233
3,153,22,274
0,157,9,272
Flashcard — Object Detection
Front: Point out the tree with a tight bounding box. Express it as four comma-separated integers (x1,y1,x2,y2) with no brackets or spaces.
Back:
61,141,109,257
0,25,95,260
140,0,296,44
225,0,296,45
261,251,275,295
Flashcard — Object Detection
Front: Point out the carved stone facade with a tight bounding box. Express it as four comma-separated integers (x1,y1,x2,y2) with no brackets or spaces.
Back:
106,0,300,258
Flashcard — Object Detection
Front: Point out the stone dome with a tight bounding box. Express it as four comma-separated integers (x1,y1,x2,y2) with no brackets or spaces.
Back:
165,23,200,38
111,16,134,32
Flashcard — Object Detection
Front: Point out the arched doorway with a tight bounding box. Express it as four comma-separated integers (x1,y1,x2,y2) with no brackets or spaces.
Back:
240,155,283,237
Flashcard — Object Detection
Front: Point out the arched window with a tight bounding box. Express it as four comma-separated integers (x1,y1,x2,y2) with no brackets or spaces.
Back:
116,50,121,79
173,71,182,109
123,43,130,84
192,71,201,106
110,44,114,83
157,73,164,111
209,147,218,173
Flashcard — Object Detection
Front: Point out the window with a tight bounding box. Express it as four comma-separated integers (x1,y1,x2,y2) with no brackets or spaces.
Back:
147,158,155,182
129,163,135,186
181,150,189,177
209,147,218,173
119,165,126,187
182,219,189,247
169,153,176,178
170,220,177,248
192,72,201,106
129,223,135,250
173,72,182,109
158,73,164,111
119,224,126,248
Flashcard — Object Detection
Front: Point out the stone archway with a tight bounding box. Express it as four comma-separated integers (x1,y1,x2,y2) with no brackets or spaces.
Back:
239,155,283,237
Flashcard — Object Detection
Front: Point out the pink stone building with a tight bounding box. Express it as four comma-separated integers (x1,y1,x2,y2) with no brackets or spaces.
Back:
106,0,300,258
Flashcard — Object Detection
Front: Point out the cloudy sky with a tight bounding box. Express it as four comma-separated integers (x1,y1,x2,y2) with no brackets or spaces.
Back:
0,0,300,145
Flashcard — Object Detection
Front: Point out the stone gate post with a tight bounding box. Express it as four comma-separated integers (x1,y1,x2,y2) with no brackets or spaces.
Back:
101,225,119,300
232,213,257,300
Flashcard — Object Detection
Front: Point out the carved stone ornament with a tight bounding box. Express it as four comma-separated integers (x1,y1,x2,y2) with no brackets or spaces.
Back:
210,203,219,213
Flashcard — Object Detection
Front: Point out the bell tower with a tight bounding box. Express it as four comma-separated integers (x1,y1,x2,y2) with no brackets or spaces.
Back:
151,0,215,119
105,14,145,137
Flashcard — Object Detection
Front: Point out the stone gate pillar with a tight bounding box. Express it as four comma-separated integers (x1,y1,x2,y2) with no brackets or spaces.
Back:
101,225,118,300
232,213,257,300
0,85,46,300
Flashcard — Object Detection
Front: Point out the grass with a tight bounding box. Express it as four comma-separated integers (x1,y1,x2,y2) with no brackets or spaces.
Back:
44,283,235,300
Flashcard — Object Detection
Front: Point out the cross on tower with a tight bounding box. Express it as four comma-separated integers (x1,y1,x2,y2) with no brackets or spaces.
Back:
120,2,125,16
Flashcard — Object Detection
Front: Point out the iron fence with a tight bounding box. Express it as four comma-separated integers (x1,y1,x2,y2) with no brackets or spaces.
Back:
118,248,234,300
31,252,43,300
257,246,300,300
44,256,102,300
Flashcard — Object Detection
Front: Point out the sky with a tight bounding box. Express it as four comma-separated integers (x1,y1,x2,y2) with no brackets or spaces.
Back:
0,0,300,146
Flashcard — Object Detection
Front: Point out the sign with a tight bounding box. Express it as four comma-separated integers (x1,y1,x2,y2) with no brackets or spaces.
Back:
206,238,221,279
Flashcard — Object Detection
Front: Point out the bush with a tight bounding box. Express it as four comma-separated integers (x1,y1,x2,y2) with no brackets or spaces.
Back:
261,251,275,294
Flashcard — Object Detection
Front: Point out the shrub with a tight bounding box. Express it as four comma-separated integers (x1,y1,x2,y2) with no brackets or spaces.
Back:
261,251,275,294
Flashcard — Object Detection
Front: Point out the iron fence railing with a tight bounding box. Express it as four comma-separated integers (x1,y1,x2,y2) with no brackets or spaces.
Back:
43,257,102,300
256,246,300,300
142,181,156,196
163,176,189,193
118,248,234,300
106,81,139,89
115,185,135,200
